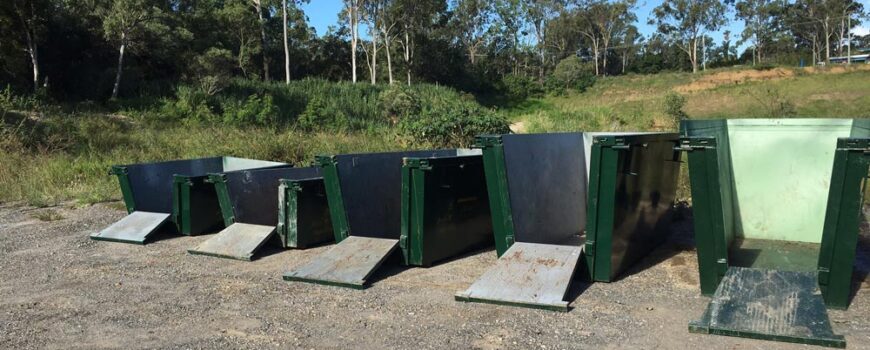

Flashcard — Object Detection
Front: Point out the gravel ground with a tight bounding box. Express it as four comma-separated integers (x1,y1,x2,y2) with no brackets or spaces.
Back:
1,202,869,349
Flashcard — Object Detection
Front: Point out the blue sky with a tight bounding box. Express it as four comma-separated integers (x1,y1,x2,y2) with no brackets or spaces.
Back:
301,0,870,52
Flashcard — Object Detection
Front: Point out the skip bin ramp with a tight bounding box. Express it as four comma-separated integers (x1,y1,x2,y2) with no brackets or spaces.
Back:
283,236,399,289
188,167,327,261
90,211,170,244
455,243,583,311
689,267,845,348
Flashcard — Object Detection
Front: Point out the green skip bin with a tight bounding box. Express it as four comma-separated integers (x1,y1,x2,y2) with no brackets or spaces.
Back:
681,119,870,348
186,166,332,261
90,156,286,244
455,132,682,311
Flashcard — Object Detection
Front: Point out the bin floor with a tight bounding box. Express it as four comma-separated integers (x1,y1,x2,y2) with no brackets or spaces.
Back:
689,267,845,348
455,242,582,312
729,238,820,272
187,223,275,261
283,236,399,289
90,211,170,245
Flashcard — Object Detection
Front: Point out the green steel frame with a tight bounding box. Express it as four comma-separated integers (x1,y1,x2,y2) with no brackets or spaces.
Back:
277,178,334,249
818,138,870,309
400,158,430,265
678,137,731,295
317,155,351,243
476,135,516,256
208,173,235,226
110,166,136,214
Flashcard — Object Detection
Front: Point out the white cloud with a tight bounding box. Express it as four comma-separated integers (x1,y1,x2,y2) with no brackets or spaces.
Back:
854,25,870,37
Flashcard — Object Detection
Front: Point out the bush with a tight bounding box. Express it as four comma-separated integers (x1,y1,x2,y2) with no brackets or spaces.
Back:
219,94,278,126
398,100,509,147
296,95,350,131
379,86,420,124
547,57,597,94
500,74,542,100
663,92,688,123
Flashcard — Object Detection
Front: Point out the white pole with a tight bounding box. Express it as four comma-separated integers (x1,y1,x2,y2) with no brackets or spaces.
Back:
847,11,852,65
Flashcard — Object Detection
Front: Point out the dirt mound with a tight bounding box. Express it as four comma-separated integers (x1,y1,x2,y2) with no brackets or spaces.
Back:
674,68,795,93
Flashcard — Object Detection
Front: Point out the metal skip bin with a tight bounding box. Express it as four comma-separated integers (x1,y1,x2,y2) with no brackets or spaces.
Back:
187,166,332,261
681,119,870,348
455,132,681,311
90,157,287,244
283,149,464,289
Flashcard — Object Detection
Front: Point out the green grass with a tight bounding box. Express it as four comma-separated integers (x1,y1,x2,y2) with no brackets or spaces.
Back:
510,65,870,133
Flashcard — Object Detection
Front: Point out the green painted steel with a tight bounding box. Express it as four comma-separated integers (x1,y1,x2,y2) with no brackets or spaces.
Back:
110,166,136,214
818,138,870,309
585,133,681,282
172,174,225,235
317,155,351,243
208,173,235,227
399,156,492,266
678,137,732,295
277,178,334,249
475,135,516,256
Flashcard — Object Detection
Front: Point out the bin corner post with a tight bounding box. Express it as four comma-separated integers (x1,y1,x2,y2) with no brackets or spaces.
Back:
679,137,730,296
400,158,430,266
585,136,623,282
476,135,516,257
171,174,194,235
110,166,135,214
207,173,235,227
818,138,870,309
316,155,351,243
278,179,300,248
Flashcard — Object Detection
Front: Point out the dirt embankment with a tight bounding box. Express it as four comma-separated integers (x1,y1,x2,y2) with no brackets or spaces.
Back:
674,64,870,93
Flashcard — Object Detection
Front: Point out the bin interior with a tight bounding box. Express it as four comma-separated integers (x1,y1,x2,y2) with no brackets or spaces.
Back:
330,149,460,239
221,166,321,226
120,156,285,214
683,119,870,272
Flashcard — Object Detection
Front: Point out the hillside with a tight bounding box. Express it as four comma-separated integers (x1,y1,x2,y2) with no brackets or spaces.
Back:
508,65,870,133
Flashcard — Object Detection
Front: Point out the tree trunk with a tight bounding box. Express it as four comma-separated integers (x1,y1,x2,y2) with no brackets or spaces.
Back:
111,33,126,100
404,30,411,86
383,25,393,85
370,27,378,84
824,17,831,63
255,0,270,81
690,39,698,73
351,6,358,83
283,0,290,84
24,30,39,93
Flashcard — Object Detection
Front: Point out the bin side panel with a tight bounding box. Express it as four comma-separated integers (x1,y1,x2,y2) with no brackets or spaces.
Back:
818,138,870,309
501,133,586,245
417,157,493,266
224,167,320,225
606,138,680,281
124,157,224,213
333,150,454,239
850,119,870,137
681,120,737,247
727,120,851,243
221,157,287,172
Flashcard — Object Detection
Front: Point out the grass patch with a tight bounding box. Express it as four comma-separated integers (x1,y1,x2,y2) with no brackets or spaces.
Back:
30,209,65,222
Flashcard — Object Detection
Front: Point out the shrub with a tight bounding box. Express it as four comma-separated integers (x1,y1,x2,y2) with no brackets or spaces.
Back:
663,92,688,124
398,100,510,147
220,94,278,126
548,57,597,94
379,85,420,124
500,74,542,100
296,95,350,131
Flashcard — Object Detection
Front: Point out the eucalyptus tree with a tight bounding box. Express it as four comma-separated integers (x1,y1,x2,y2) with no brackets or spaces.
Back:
651,0,728,73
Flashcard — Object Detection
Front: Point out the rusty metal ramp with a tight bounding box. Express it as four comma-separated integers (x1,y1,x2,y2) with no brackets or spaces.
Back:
689,267,845,348
187,223,275,261
90,211,170,245
283,236,399,289
455,242,582,311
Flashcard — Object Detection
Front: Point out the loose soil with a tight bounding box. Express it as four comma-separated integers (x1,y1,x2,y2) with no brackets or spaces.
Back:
2,202,869,349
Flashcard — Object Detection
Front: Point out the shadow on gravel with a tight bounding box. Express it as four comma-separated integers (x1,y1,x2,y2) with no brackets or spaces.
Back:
611,204,696,282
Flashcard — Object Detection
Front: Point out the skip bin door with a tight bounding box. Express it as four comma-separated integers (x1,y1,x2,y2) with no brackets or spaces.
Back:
455,242,582,311
283,236,399,289
187,223,276,261
689,267,845,348
90,211,171,245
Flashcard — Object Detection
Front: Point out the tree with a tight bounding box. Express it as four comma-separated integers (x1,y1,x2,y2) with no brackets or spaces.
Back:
574,0,636,76
0,0,50,92
394,0,443,85
361,0,385,84
651,0,728,73
524,0,563,79
616,24,640,74
342,0,363,83
102,0,163,99
734,0,783,65
251,0,270,81
451,0,493,66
